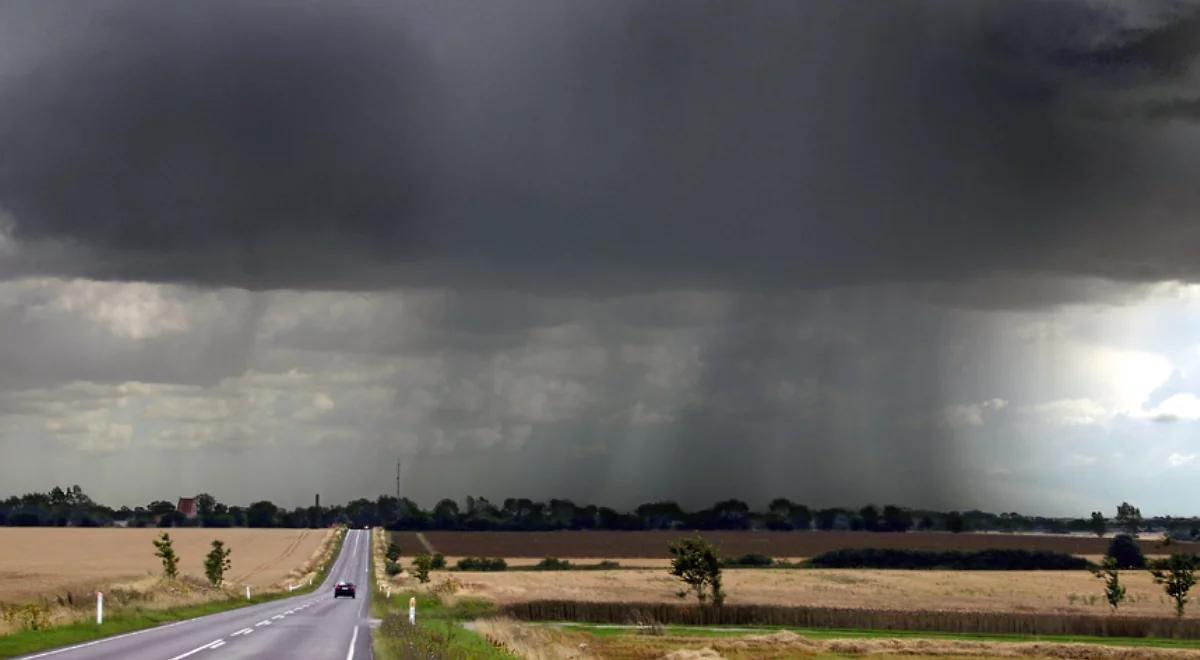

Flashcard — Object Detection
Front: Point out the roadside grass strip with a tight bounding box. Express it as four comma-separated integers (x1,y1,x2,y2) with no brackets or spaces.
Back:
0,528,347,659
370,530,516,660
551,621,1200,650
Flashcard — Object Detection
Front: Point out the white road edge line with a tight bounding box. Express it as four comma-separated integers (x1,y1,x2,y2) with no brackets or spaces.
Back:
210,640,226,649
255,620,271,627
231,627,253,636
345,626,359,660
17,618,195,659
165,639,223,660
271,614,284,620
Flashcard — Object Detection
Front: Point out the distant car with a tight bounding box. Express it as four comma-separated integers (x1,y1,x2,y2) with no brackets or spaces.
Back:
334,581,356,599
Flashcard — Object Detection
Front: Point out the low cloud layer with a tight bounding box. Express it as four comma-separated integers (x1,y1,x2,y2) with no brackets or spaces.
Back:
1,2,1199,513
0,1,1198,292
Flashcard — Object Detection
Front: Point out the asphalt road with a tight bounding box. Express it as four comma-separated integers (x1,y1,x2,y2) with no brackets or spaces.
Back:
19,529,373,660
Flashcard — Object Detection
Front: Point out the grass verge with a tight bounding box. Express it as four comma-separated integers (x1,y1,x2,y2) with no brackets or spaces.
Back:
553,621,1200,649
0,527,346,659
371,532,515,659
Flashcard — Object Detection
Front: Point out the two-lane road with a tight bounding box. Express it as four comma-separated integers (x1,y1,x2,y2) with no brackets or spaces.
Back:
20,529,373,660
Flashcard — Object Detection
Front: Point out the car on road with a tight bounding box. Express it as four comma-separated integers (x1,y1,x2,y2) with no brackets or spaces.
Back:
334,581,356,599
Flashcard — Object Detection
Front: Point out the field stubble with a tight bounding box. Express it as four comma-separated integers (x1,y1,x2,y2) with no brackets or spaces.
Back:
0,527,333,634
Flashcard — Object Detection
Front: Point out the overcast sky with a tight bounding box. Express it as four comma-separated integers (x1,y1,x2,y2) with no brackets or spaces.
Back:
1,0,1199,514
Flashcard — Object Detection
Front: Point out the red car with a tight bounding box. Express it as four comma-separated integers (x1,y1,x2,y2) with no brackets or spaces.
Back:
334,581,356,599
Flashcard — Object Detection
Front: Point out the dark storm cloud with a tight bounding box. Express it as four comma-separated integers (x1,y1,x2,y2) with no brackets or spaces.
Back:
0,0,1197,293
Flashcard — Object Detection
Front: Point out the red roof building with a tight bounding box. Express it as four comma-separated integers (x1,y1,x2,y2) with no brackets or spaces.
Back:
177,497,197,519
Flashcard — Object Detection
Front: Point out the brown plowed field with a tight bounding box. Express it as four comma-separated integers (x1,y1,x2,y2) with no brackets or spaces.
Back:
405,530,1188,559
0,528,328,604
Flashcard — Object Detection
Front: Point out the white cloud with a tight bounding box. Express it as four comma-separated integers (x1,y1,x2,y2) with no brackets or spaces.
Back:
936,398,1008,430
1140,393,1200,423
1024,398,1108,426
1168,453,1198,467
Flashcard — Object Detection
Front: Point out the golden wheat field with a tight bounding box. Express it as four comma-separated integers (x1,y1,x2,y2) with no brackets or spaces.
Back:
0,527,330,603
442,568,1195,619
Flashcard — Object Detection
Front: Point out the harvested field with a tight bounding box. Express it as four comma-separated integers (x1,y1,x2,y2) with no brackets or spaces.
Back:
0,527,329,604
411,531,1189,559
443,568,1196,619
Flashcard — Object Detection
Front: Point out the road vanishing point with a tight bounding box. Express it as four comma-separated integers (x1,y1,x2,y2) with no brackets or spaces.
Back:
19,529,373,660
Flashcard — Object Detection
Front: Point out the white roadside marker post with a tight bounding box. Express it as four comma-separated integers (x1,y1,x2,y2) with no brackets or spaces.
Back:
246,585,251,600
96,591,103,625
408,596,416,625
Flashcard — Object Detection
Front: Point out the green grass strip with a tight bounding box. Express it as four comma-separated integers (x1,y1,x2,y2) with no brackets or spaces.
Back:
370,536,516,660
0,527,346,659
553,621,1200,649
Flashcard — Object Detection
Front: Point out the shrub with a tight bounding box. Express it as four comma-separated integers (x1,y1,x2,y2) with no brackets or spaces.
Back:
384,559,401,576
1107,534,1146,569
385,542,402,562
430,552,446,569
456,556,507,571
533,557,573,570
412,554,432,583
808,548,1090,570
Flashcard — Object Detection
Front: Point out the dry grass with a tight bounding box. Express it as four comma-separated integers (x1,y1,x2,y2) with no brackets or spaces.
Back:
0,528,329,602
477,620,1200,659
445,568,1192,619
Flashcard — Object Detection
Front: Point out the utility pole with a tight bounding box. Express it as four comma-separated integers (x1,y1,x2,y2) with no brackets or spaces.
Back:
395,460,401,500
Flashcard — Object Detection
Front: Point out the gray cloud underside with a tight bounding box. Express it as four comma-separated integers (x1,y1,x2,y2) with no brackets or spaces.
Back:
0,1,1197,294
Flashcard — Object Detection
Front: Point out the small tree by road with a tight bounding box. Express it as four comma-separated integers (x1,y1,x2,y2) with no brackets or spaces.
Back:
1089,511,1107,538
1150,554,1198,618
1091,557,1126,611
668,537,724,606
153,532,179,579
412,554,432,583
204,540,233,587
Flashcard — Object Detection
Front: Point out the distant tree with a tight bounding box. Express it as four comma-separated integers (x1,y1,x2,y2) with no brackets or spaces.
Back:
147,500,176,516
195,493,217,524
1091,557,1126,611
668,537,724,606
1116,502,1142,537
882,505,912,532
917,515,935,531
430,553,446,570
204,540,232,587
153,532,179,579
859,505,880,531
246,501,279,527
1107,534,1146,569
636,501,687,529
1150,554,1198,617
945,511,967,533
1089,511,1107,538
768,499,812,530
815,508,840,531
432,499,460,528
412,554,432,583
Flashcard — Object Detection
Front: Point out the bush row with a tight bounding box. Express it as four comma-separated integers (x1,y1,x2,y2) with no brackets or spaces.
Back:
808,548,1091,570
503,600,1200,638
455,557,508,571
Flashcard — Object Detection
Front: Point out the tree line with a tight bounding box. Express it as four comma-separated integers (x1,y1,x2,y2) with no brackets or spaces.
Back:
2,487,1197,538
